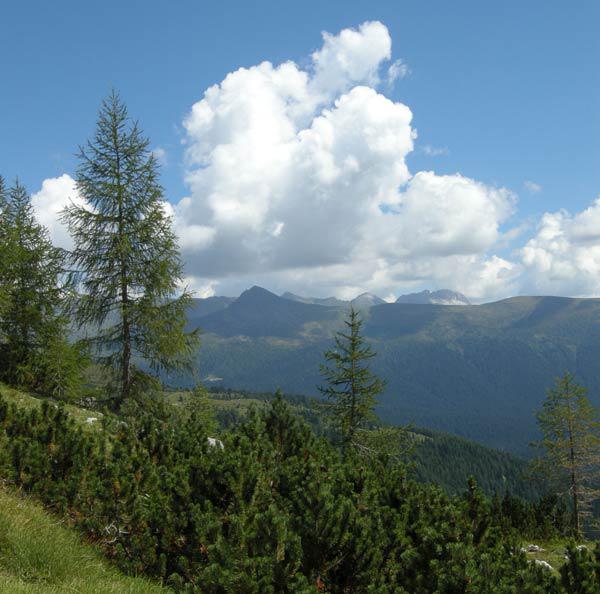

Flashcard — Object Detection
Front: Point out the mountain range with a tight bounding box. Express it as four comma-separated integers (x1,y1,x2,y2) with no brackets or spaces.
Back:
395,289,471,306
184,286,600,455
280,289,469,307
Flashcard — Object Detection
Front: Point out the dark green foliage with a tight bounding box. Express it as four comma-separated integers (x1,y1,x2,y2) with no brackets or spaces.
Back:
183,293,600,454
492,492,571,540
0,391,591,592
319,307,385,453
533,372,600,536
0,175,9,314
0,179,85,399
185,387,550,499
411,428,542,499
560,543,600,593
62,92,199,410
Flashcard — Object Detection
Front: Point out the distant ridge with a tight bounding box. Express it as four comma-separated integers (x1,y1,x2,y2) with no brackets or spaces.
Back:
281,290,386,309
281,292,346,307
183,293,600,453
193,287,470,311
198,286,340,338
189,295,235,317
396,289,471,306
351,292,386,308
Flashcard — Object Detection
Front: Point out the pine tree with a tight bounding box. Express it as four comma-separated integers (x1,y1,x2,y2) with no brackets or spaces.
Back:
62,92,199,410
318,306,385,454
0,180,78,394
533,372,600,536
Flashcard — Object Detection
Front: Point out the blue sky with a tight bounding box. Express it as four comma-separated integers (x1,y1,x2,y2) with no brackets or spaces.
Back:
1,1,599,300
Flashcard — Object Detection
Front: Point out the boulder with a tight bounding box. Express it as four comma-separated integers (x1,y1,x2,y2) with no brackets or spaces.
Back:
207,437,224,450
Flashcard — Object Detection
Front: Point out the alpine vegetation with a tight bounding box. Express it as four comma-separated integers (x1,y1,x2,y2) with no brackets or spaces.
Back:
62,92,199,410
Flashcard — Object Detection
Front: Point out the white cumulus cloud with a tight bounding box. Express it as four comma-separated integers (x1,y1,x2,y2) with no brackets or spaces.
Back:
175,21,516,300
151,146,168,165
311,21,392,100
39,21,597,303
31,174,83,249
519,198,600,296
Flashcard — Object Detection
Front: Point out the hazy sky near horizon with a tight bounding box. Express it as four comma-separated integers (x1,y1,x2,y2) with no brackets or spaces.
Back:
1,1,599,301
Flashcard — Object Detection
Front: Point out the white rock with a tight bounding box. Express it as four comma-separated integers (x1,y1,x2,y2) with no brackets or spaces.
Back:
576,545,588,552
207,437,224,450
527,544,543,552
85,417,98,424
534,560,553,571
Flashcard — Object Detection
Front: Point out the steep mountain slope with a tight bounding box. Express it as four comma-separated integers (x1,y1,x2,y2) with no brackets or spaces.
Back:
199,286,342,338
186,292,600,454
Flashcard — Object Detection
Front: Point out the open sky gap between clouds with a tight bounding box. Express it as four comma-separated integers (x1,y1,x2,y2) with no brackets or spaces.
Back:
29,21,600,302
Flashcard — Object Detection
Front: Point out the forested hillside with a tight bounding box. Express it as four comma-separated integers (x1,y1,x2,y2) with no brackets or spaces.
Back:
170,387,541,499
185,288,600,454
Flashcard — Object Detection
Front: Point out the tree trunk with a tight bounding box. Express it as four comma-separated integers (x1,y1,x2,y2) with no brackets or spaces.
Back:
566,399,580,536
119,306,131,411
571,464,580,536
115,130,130,412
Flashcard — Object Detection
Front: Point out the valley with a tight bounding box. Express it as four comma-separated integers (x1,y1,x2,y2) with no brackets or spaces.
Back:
183,287,600,454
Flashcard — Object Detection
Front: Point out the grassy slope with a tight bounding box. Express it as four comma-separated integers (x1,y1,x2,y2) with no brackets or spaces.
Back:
0,383,104,428
0,488,169,594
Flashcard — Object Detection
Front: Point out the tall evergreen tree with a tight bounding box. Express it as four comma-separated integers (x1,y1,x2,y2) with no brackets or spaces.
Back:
62,92,199,410
0,176,10,316
0,180,81,396
319,306,385,453
533,372,600,536
0,175,7,213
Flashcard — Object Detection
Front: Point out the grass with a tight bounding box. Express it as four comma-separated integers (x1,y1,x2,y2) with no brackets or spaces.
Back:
522,539,592,575
0,383,104,430
0,487,169,594
166,389,267,414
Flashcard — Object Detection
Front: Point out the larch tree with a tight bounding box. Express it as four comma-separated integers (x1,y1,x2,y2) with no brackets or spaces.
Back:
533,372,600,536
0,175,7,214
319,306,385,455
62,92,199,410
0,176,10,316
0,179,82,396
